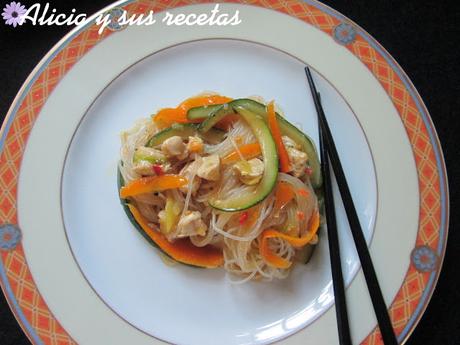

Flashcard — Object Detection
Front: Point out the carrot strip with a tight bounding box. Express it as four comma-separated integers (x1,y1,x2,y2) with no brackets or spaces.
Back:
154,95,232,128
297,189,309,197
222,143,262,164
120,175,188,199
260,233,292,269
274,182,295,211
259,210,321,268
128,205,223,268
267,101,291,172
179,95,232,111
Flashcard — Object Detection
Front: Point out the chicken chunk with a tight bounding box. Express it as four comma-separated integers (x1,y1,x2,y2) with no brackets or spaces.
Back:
233,158,264,185
197,154,221,181
179,160,201,195
161,136,188,160
282,136,308,177
176,211,207,238
282,136,298,149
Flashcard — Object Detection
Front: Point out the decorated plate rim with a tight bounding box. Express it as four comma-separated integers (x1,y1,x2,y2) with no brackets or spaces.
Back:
0,1,449,345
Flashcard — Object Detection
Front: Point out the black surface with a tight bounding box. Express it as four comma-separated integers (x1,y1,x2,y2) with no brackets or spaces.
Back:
0,1,458,344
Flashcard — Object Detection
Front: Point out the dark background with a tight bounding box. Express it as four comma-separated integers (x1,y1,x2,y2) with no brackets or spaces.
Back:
0,1,458,344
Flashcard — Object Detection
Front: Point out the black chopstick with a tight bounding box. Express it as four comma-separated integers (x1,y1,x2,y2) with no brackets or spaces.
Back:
318,96,352,345
305,67,398,345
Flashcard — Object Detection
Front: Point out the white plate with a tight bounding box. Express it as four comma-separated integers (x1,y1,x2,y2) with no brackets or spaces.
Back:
62,39,377,345
0,2,448,345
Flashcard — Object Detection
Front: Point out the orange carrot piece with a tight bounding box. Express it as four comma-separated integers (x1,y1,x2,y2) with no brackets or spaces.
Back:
297,189,309,197
222,143,262,165
260,231,292,269
274,182,295,211
120,175,188,199
179,95,232,111
128,205,224,268
259,210,321,268
267,101,291,172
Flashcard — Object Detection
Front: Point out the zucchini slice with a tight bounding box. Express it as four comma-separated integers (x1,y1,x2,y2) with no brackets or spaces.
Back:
147,123,225,147
187,104,223,121
210,106,279,212
187,99,322,187
117,167,163,251
198,104,234,133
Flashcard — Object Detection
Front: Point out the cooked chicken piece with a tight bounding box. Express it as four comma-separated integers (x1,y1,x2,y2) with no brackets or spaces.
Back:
161,136,188,160
197,154,221,181
176,211,207,238
179,160,201,195
187,136,204,153
282,136,308,177
233,158,264,185
282,135,298,149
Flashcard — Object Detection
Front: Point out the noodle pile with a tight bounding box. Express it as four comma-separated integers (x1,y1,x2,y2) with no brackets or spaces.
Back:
119,100,319,283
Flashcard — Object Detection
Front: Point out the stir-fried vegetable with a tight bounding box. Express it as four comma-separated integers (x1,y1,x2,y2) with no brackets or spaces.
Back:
267,101,291,173
198,104,235,133
128,204,224,268
187,98,322,187
210,106,279,211
259,210,320,268
120,175,188,199
153,95,232,128
221,143,262,165
119,94,323,278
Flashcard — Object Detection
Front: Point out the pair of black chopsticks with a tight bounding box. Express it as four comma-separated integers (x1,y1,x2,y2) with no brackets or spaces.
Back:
305,67,398,345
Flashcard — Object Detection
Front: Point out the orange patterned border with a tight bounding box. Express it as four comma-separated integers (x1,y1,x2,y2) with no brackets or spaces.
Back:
0,1,447,345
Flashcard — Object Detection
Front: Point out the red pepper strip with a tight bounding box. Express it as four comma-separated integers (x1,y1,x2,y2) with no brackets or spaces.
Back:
239,212,249,225
267,101,291,173
152,165,164,176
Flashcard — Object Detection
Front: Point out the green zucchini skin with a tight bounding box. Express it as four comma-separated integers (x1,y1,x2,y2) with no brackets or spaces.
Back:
187,104,223,121
117,167,162,250
146,123,225,147
209,106,279,212
198,104,234,133
186,99,322,187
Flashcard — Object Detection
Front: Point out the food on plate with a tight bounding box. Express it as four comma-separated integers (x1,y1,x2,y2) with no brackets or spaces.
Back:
118,94,322,282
